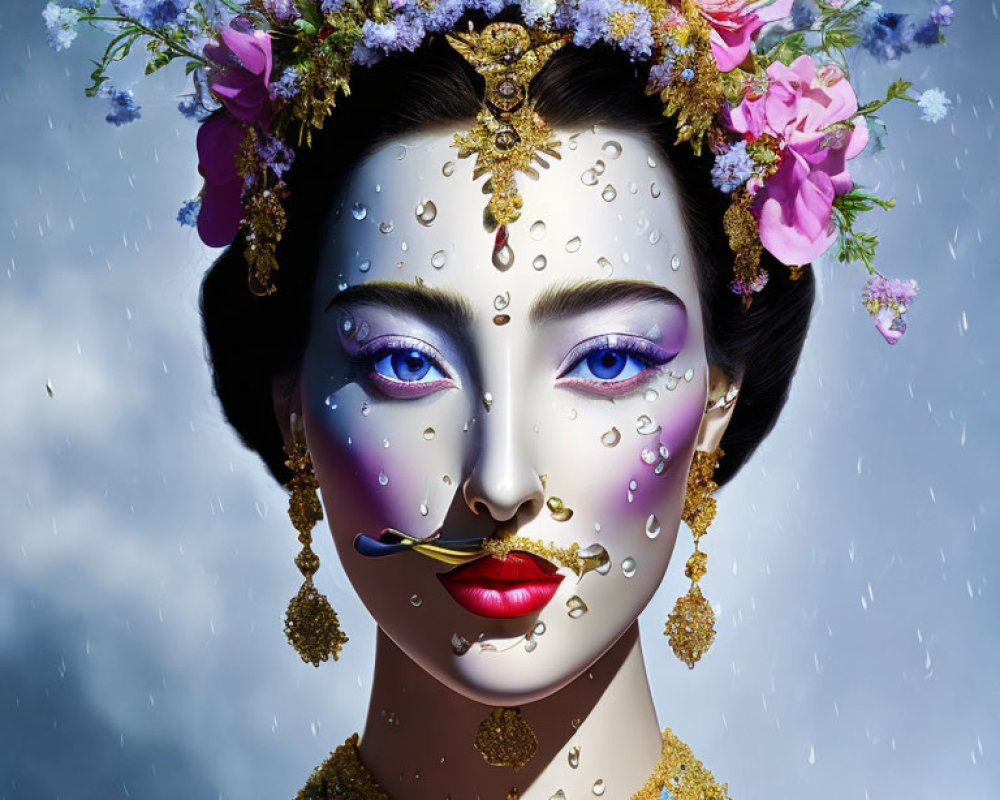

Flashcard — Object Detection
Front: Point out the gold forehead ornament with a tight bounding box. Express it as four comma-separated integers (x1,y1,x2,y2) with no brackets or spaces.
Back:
446,23,569,242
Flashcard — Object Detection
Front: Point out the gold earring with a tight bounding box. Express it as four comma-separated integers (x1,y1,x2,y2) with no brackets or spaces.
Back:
283,441,348,666
474,707,538,770
665,447,723,669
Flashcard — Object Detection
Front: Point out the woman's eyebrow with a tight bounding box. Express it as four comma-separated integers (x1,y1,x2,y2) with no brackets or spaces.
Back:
529,279,685,325
326,281,475,329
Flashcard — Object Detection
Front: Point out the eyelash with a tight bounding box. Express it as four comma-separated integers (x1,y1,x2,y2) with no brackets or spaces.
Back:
350,336,456,399
555,334,677,397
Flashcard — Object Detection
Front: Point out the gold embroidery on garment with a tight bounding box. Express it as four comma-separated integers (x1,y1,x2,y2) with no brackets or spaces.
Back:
294,729,730,799
446,23,568,231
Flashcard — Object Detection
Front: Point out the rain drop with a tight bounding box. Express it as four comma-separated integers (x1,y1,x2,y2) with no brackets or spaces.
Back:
650,181,661,198
621,557,637,578
415,200,437,226
600,427,621,447
409,594,422,607
602,140,622,159
431,249,447,269
533,254,547,271
565,236,582,253
636,415,661,435
351,203,367,220
601,184,617,202
451,633,471,655
377,470,389,486
529,220,547,240
423,427,436,440
442,161,456,177
592,779,606,796
378,220,394,234
568,745,580,768
646,514,661,539
566,596,589,619
492,243,515,270
581,168,599,186
670,253,681,271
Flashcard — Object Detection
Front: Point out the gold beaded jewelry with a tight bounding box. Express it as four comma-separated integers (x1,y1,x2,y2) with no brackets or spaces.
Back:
283,440,348,666
665,447,724,669
474,707,539,770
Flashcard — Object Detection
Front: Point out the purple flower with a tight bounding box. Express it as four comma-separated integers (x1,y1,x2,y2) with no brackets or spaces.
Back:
561,0,653,59
419,0,466,32
104,86,142,126
711,140,756,193
931,2,954,26
178,95,212,120
269,66,301,100
862,275,918,345
729,269,769,301
352,13,427,66
196,112,246,247
262,0,301,21
258,131,296,178
177,198,202,227
110,0,190,29
204,24,274,126
647,57,675,91
320,0,346,13
861,12,913,62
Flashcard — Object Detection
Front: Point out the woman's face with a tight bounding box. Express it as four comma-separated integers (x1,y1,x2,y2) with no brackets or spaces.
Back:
300,125,716,705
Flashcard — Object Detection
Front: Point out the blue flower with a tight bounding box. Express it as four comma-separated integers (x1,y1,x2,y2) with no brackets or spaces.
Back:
258,132,296,178
918,88,951,123
269,67,301,100
104,86,142,126
320,0,346,13
419,0,466,32
711,141,756,193
861,12,913,62
42,2,84,51
790,0,816,31
177,95,211,121
647,58,675,91
177,198,201,227
352,12,427,66
110,0,190,30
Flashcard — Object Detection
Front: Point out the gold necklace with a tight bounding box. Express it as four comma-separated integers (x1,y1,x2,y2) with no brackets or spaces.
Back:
294,729,730,800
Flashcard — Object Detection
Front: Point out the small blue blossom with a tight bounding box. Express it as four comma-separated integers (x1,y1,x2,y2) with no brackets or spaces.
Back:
918,88,951,123
931,2,954,26
258,132,296,178
320,0,346,13
177,198,201,227
353,13,427,66
790,0,816,31
104,86,142,126
680,67,694,81
561,0,653,59
861,11,913,62
42,2,84,51
110,0,190,30
711,141,756,193
419,0,467,32
269,67,302,100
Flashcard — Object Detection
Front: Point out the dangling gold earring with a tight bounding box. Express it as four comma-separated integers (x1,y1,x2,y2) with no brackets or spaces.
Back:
665,447,723,669
283,435,348,666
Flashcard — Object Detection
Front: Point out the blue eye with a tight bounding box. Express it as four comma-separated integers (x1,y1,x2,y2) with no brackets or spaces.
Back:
373,349,446,383
564,347,652,382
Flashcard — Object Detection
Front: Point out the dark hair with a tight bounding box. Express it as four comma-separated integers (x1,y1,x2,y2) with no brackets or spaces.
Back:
201,23,814,488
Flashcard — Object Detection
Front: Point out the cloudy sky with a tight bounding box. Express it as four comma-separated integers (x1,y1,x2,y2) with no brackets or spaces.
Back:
1,2,998,799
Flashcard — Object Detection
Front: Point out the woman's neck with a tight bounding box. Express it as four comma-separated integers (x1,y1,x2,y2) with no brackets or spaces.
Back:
359,622,663,800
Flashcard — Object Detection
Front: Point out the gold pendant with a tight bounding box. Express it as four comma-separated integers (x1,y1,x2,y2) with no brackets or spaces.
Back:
474,707,538,770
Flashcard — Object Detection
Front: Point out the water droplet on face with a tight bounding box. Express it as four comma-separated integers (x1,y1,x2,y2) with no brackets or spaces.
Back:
565,236,582,253
410,594,422,607
641,448,657,465
431,249,447,269
524,638,538,653
602,140,622,159
600,427,621,447
361,401,371,416
443,475,452,485
324,395,338,409
415,200,437,226
549,791,567,800
423,427,436,440
419,503,428,516
670,253,681,271
636,415,661,435
566,595,589,619
533,254,547,270
568,408,578,420
442,160,455,177
547,496,573,522
644,389,658,402
684,367,695,382
601,184,617,202
649,228,661,244
597,256,613,277
579,543,611,576
337,281,349,292
492,243,515,270
659,444,670,459
592,778,606,796
342,316,354,334
646,514,661,539
400,241,408,252
568,745,580,769
358,258,371,273
629,479,638,491
382,438,390,448
494,292,510,311
534,621,546,636
621,557,637,578
650,181,661,198
357,320,371,343
378,470,388,486
451,633,470,655
593,159,606,176
530,220,547,240
482,392,493,412
647,154,657,168
628,181,638,194
351,203,367,220
581,168,599,186
378,221,394,234
395,145,407,160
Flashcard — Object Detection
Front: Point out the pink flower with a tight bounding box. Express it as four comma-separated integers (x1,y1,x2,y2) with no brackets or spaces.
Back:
204,25,273,126
693,0,793,72
196,113,246,247
728,54,869,265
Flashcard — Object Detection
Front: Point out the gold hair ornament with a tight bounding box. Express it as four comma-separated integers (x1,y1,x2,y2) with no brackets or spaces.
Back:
284,441,349,666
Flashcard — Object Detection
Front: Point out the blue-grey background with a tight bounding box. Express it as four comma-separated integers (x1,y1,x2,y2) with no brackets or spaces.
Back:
1,2,997,798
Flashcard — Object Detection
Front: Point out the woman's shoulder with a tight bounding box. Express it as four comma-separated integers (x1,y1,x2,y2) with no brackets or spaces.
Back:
631,728,732,800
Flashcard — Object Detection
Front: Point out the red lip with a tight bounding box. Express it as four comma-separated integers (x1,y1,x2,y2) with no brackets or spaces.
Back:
438,552,564,619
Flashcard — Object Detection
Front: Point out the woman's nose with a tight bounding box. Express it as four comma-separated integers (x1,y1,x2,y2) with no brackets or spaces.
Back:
461,392,544,524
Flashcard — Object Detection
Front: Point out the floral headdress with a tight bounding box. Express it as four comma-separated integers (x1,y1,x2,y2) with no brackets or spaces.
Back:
44,0,953,343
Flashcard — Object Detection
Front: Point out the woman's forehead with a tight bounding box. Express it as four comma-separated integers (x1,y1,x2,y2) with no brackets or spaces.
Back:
316,125,702,314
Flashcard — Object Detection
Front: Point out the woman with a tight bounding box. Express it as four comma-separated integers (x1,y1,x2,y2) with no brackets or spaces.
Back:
31,1,964,798
200,29,813,797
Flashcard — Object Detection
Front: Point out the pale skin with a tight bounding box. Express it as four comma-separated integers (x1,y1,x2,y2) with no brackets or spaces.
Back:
274,126,740,799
